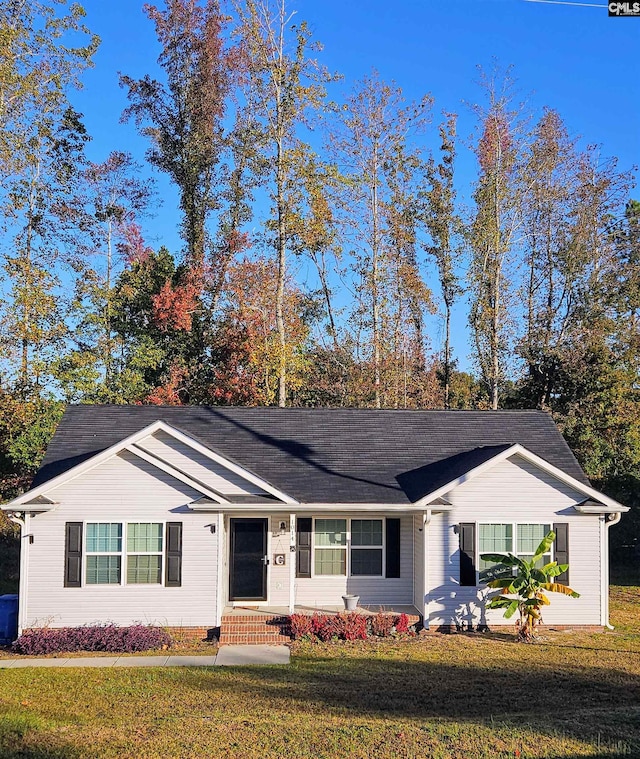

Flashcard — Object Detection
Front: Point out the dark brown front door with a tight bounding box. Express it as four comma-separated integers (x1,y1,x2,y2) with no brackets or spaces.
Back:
229,518,268,601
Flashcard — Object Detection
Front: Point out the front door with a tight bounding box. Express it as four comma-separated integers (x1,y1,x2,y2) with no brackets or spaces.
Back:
229,518,268,601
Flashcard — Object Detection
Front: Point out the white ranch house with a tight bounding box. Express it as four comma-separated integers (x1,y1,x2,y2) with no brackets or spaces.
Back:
2,406,628,641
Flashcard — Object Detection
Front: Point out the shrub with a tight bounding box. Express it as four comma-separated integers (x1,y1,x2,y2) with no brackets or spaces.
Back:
339,612,368,640
371,613,395,637
13,624,172,655
289,613,313,640
310,613,339,641
395,613,409,634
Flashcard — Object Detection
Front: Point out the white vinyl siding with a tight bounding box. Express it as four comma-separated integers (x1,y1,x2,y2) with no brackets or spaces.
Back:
426,454,602,628
136,430,269,496
296,514,414,606
26,450,219,628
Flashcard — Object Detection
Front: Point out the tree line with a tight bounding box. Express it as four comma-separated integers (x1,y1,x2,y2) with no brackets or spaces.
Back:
0,0,638,558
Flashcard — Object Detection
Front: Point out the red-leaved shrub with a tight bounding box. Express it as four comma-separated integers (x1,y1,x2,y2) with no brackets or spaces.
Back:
339,613,368,640
395,613,410,634
13,624,172,655
310,613,338,641
289,613,313,640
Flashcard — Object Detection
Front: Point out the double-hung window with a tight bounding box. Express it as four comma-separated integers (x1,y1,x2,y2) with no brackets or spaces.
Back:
314,519,347,576
127,523,163,584
479,522,551,581
516,523,551,566
86,523,122,585
85,522,164,585
313,518,385,577
350,519,383,576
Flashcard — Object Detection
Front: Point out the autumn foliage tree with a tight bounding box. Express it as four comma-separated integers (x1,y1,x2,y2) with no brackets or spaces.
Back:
120,0,237,269
209,256,312,405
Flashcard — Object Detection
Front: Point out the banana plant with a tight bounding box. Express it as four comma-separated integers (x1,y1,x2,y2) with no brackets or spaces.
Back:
481,530,580,641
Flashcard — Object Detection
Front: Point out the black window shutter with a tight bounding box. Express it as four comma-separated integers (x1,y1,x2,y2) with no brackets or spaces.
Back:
64,522,83,588
385,518,401,578
296,518,312,578
165,522,183,587
459,523,476,586
553,523,569,585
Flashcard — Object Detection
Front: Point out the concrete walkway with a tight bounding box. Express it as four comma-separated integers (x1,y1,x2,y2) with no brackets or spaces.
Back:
0,645,290,668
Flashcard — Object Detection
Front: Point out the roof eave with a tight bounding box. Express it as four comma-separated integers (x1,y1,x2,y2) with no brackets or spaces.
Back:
187,501,454,513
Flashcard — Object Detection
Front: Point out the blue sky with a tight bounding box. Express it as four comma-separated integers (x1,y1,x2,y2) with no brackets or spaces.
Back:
71,0,638,368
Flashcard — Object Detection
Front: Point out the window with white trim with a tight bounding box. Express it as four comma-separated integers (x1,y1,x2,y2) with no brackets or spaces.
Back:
127,523,163,584
85,522,164,585
314,519,347,575
86,523,122,584
313,518,385,577
516,523,551,566
350,519,383,576
479,522,551,581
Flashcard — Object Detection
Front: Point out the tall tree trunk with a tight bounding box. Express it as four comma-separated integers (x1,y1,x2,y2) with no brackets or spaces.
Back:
371,144,381,409
443,298,451,409
276,136,287,408
105,216,112,389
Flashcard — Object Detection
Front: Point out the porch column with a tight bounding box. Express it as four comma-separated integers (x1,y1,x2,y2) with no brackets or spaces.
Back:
215,512,224,628
422,510,431,629
289,514,296,614
7,512,28,636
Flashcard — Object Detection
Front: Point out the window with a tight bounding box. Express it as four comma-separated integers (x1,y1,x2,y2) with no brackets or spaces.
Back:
127,523,163,584
86,523,122,584
84,522,164,585
479,523,551,582
516,523,551,567
351,519,383,576
314,519,347,575
313,518,385,577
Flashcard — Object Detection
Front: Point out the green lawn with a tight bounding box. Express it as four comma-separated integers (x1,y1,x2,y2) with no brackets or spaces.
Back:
1,585,639,758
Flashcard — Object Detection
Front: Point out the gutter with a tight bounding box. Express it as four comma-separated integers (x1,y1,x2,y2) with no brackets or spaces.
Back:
188,502,454,513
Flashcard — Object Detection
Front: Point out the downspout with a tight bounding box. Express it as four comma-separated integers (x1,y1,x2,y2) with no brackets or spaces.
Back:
7,512,28,637
603,512,621,630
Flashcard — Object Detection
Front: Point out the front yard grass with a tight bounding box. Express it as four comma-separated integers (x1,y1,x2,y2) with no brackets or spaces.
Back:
1,583,639,758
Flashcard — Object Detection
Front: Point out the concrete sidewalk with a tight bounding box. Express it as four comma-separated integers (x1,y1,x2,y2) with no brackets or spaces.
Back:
0,645,290,668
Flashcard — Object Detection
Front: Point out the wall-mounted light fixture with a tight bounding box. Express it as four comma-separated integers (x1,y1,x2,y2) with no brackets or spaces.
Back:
279,521,287,531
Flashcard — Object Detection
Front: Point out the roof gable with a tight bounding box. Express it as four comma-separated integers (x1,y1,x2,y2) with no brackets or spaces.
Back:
4,419,296,509
415,445,627,512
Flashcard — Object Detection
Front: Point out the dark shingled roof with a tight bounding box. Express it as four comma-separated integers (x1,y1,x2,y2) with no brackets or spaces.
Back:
31,406,589,504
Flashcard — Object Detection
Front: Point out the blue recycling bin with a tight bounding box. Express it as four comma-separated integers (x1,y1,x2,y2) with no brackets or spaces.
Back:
0,594,18,644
